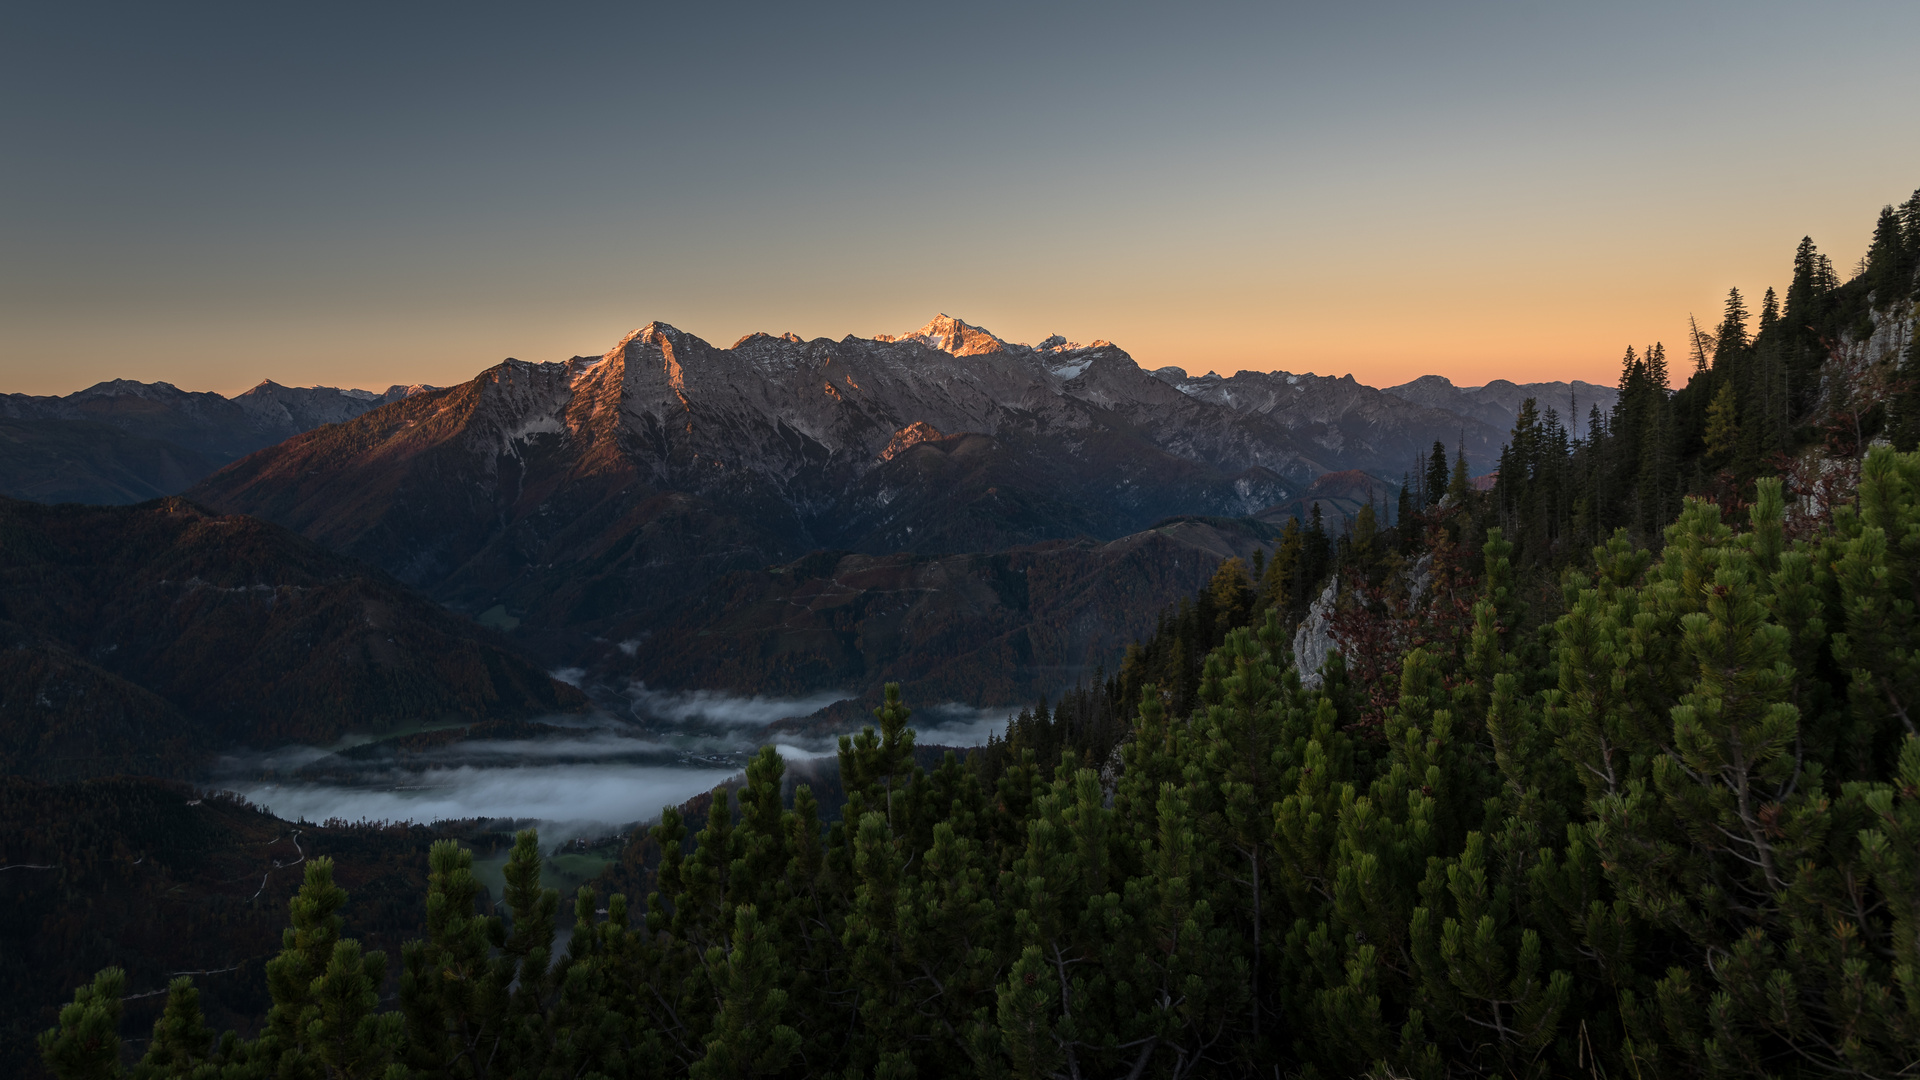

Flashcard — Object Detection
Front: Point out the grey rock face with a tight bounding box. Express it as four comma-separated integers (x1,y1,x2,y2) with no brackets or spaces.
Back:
1292,575,1340,689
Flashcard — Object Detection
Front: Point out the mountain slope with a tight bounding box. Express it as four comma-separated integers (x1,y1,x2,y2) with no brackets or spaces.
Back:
608,516,1282,707
0,418,218,504
0,496,585,772
188,317,1506,647
0,379,434,503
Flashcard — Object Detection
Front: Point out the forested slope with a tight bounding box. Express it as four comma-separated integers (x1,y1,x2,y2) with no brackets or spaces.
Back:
0,777,513,1077
0,496,585,774
43,453,1920,1077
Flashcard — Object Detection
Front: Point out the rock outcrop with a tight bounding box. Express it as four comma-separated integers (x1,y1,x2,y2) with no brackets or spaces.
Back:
1291,575,1340,689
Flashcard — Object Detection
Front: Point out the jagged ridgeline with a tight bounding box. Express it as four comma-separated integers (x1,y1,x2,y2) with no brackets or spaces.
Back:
29,191,1920,1079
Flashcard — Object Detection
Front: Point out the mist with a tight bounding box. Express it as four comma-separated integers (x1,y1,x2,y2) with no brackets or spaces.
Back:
217,693,1022,835
231,762,741,834
913,703,1021,747
626,683,852,727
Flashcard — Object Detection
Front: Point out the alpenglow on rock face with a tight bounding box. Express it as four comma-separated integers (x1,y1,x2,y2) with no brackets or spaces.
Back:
188,315,1507,643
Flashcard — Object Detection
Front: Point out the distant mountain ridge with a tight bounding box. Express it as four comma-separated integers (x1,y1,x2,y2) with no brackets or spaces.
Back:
186,315,1516,652
0,378,436,504
1382,374,1618,437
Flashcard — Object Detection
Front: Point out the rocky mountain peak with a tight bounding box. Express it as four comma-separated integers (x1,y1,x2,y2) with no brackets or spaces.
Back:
74,378,188,401
601,321,701,359
876,314,1009,357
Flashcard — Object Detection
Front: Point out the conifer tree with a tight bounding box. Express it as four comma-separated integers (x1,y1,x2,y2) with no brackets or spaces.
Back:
400,840,511,1078
307,938,405,1079
262,858,349,1077
1714,287,1752,366
38,969,126,1080
1703,382,1739,466
497,829,559,1064
1426,441,1449,506
1208,556,1253,629
133,978,217,1080
1647,341,1670,393
1261,517,1306,613
841,683,918,830
1865,204,1915,306
692,906,801,1080
1901,188,1920,257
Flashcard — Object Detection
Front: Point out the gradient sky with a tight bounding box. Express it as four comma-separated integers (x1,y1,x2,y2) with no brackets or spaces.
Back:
4,1,1917,398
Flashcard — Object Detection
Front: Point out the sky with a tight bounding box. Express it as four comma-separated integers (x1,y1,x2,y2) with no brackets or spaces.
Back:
3,1,1918,398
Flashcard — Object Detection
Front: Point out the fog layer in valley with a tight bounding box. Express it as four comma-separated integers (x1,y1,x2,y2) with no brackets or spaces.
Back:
220,687,1022,835
231,763,743,838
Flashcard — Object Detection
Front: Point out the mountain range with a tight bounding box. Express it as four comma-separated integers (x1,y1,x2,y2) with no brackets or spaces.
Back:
0,378,434,503
2,314,1615,727
186,317,1607,643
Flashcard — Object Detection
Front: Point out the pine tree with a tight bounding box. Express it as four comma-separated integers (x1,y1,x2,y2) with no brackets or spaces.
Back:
1900,188,1920,260
1647,341,1670,394
38,969,126,1080
1208,556,1253,630
692,906,801,1080
1714,287,1751,368
1408,830,1573,1076
841,683,918,830
1865,204,1915,307
262,858,349,1076
1786,236,1824,335
1426,442,1450,507
499,829,560,1063
1703,382,1739,467
307,937,404,1079
400,839,511,1078
133,978,217,1080
1190,617,1294,1046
